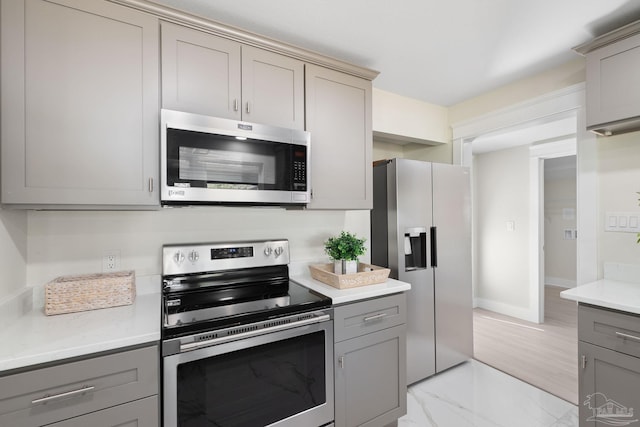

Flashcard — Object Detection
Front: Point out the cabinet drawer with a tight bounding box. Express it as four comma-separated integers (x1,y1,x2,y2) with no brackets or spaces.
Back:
334,293,406,342
0,345,158,427
579,304,640,358
46,396,158,427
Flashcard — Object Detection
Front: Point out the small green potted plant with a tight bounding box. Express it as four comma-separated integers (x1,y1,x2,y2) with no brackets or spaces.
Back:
324,231,366,274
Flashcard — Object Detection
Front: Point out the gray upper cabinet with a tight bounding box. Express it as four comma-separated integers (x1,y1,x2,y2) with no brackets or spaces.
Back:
0,0,160,208
161,22,305,130
577,21,640,135
241,45,305,130
161,22,241,120
305,65,373,210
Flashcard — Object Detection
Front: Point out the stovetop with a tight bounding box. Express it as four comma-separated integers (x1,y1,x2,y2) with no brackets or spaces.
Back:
161,240,331,339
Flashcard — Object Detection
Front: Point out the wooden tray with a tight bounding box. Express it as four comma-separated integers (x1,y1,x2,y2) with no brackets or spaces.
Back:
309,263,390,289
45,270,135,315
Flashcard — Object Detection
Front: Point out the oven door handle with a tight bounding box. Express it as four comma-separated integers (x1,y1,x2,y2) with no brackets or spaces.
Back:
179,313,331,353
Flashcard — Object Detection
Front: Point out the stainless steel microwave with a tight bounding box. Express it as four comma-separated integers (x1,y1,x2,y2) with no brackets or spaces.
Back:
160,109,310,206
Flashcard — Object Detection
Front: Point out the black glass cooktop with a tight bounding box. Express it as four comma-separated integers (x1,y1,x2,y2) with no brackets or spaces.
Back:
162,265,331,339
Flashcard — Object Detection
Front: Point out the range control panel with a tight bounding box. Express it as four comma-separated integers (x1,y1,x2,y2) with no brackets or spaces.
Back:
162,239,290,276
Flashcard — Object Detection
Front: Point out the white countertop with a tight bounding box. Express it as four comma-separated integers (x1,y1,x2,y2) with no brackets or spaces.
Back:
0,268,408,374
0,288,160,373
292,269,411,304
560,279,640,315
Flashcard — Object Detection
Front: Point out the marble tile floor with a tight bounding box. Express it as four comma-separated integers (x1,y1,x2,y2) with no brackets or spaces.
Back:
398,359,578,427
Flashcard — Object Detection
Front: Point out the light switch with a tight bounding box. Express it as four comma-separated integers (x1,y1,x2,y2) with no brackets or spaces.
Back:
605,212,640,233
506,221,515,232
619,216,628,227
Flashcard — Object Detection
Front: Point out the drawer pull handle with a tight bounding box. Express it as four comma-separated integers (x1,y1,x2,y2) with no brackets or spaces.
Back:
363,313,387,322
31,385,95,405
615,331,640,342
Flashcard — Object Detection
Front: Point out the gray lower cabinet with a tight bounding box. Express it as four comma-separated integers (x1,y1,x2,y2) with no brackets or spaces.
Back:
578,304,640,426
334,293,407,427
0,345,159,427
45,396,158,427
1,0,160,208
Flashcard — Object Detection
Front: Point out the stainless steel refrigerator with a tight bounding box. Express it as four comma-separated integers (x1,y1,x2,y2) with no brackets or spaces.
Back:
371,158,473,385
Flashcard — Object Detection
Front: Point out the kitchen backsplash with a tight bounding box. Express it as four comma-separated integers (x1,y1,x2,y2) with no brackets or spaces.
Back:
24,207,370,294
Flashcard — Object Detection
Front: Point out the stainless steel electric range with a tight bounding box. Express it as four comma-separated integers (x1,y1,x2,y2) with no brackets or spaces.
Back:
161,239,334,427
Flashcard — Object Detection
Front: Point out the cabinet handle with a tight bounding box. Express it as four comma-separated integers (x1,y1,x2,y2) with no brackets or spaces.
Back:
233,99,239,112
148,177,154,193
363,313,387,322
615,331,640,342
581,355,587,369
339,356,344,369
246,102,250,114
31,385,95,405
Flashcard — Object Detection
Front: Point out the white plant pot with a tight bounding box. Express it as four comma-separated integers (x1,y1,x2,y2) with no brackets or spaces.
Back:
334,260,358,275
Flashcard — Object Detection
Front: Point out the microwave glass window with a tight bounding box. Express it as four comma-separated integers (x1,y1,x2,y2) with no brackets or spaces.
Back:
167,128,305,192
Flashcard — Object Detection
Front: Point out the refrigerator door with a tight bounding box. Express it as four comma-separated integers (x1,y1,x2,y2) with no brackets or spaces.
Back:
432,163,473,372
392,159,436,384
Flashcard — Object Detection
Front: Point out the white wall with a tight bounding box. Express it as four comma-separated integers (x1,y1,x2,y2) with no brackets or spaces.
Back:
597,131,640,275
372,140,453,164
449,58,585,124
0,209,27,300
544,158,577,287
24,207,370,304
474,145,531,316
373,88,449,144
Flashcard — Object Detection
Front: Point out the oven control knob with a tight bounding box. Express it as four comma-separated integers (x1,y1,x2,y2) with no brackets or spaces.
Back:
264,246,273,256
188,250,199,263
173,251,185,264
274,246,284,257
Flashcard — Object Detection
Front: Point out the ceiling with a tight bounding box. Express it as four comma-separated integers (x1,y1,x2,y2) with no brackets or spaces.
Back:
150,0,640,107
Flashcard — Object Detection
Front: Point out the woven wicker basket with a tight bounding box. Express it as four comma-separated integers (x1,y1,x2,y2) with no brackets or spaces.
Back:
309,263,390,289
45,270,135,316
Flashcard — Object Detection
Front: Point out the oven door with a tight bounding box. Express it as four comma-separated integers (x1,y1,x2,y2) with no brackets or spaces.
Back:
163,318,334,427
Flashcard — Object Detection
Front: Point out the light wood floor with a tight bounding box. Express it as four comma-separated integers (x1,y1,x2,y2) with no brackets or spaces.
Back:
473,286,578,405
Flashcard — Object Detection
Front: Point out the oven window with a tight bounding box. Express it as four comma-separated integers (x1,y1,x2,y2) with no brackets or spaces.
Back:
176,331,326,427
167,128,297,191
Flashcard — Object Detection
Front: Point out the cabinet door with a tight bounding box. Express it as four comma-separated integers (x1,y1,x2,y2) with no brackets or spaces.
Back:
579,341,640,426
335,325,406,427
241,46,305,129
161,21,241,119
1,0,159,207
305,65,372,210
45,396,158,427
0,345,158,427
586,32,640,130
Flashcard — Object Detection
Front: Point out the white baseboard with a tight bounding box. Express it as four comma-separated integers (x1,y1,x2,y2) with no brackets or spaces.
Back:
545,277,576,288
475,297,539,323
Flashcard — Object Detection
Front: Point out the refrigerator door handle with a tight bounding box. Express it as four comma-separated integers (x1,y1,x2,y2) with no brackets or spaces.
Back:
430,226,438,268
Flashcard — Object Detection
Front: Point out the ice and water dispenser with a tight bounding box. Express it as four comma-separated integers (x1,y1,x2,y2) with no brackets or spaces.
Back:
404,227,427,271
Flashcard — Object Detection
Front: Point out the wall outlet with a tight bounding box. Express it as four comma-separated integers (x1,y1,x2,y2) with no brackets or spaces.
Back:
102,250,120,272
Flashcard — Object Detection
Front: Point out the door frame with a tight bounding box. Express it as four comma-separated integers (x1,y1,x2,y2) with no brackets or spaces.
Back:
452,83,597,323
530,140,577,323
